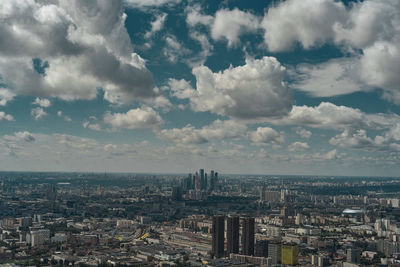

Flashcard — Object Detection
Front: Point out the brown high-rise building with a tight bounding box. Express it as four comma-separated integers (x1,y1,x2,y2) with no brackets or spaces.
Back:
212,216,225,258
227,216,239,254
241,217,255,256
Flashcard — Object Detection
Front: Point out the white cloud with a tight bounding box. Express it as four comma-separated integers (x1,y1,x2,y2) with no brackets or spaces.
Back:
270,102,400,131
185,4,213,27
0,89,15,106
124,0,181,8
104,106,162,129
264,0,400,101
83,121,102,131
169,57,292,120
248,127,284,145
12,131,35,142
294,127,312,139
360,41,400,102
57,111,71,122
144,13,167,39
32,97,51,108
187,31,214,66
31,107,47,120
211,8,260,47
333,0,400,49
292,58,367,97
288,141,310,152
261,0,347,52
157,120,247,144
186,6,260,48
329,129,375,149
0,0,156,105
0,111,13,121
163,34,191,63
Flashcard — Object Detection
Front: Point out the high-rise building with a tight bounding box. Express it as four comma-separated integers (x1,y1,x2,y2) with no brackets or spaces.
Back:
212,216,225,258
172,186,182,201
195,171,200,190
227,216,239,254
268,243,281,265
259,186,266,202
241,217,255,256
255,240,268,257
210,170,215,191
200,169,205,190
347,248,361,264
281,244,299,265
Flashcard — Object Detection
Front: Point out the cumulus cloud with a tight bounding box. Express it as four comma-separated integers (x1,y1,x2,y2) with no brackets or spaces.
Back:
186,6,260,47
169,57,292,120
329,129,375,150
211,8,260,47
0,111,14,121
288,141,310,152
144,13,167,39
261,0,347,52
0,89,15,106
270,102,400,131
157,120,247,144
104,107,162,129
294,127,312,139
360,41,400,103
248,127,284,145
31,107,47,120
0,0,155,105
265,0,400,101
32,97,51,108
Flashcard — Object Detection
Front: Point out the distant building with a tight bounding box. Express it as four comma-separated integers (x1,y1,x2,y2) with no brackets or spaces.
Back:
347,248,361,264
265,191,280,203
259,186,266,202
268,243,281,265
30,229,50,247
281,244,299,265
200,169,205,190
241,217,255,256
212,216,225,258
172,186,182,201
227,216,239,254
255,240,268,258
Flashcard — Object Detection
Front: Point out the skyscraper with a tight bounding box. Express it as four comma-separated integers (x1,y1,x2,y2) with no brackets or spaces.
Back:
227,216,239,254
255,240,269,257
210,170,215,191
212,216,225,258
200,169,205,190
241,217,255,256
195,171,200,190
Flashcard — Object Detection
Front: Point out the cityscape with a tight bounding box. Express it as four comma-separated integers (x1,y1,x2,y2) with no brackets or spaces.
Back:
1,0,400,266
0,171,400,266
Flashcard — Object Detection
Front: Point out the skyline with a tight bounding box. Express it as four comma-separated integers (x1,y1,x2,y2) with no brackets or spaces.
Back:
1,0,400,176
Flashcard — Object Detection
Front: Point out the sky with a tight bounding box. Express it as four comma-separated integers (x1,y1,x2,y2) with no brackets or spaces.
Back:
0,0,400,176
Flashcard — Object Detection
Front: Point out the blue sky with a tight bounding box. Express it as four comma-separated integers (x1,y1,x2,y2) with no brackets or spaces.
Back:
0,0,400,176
